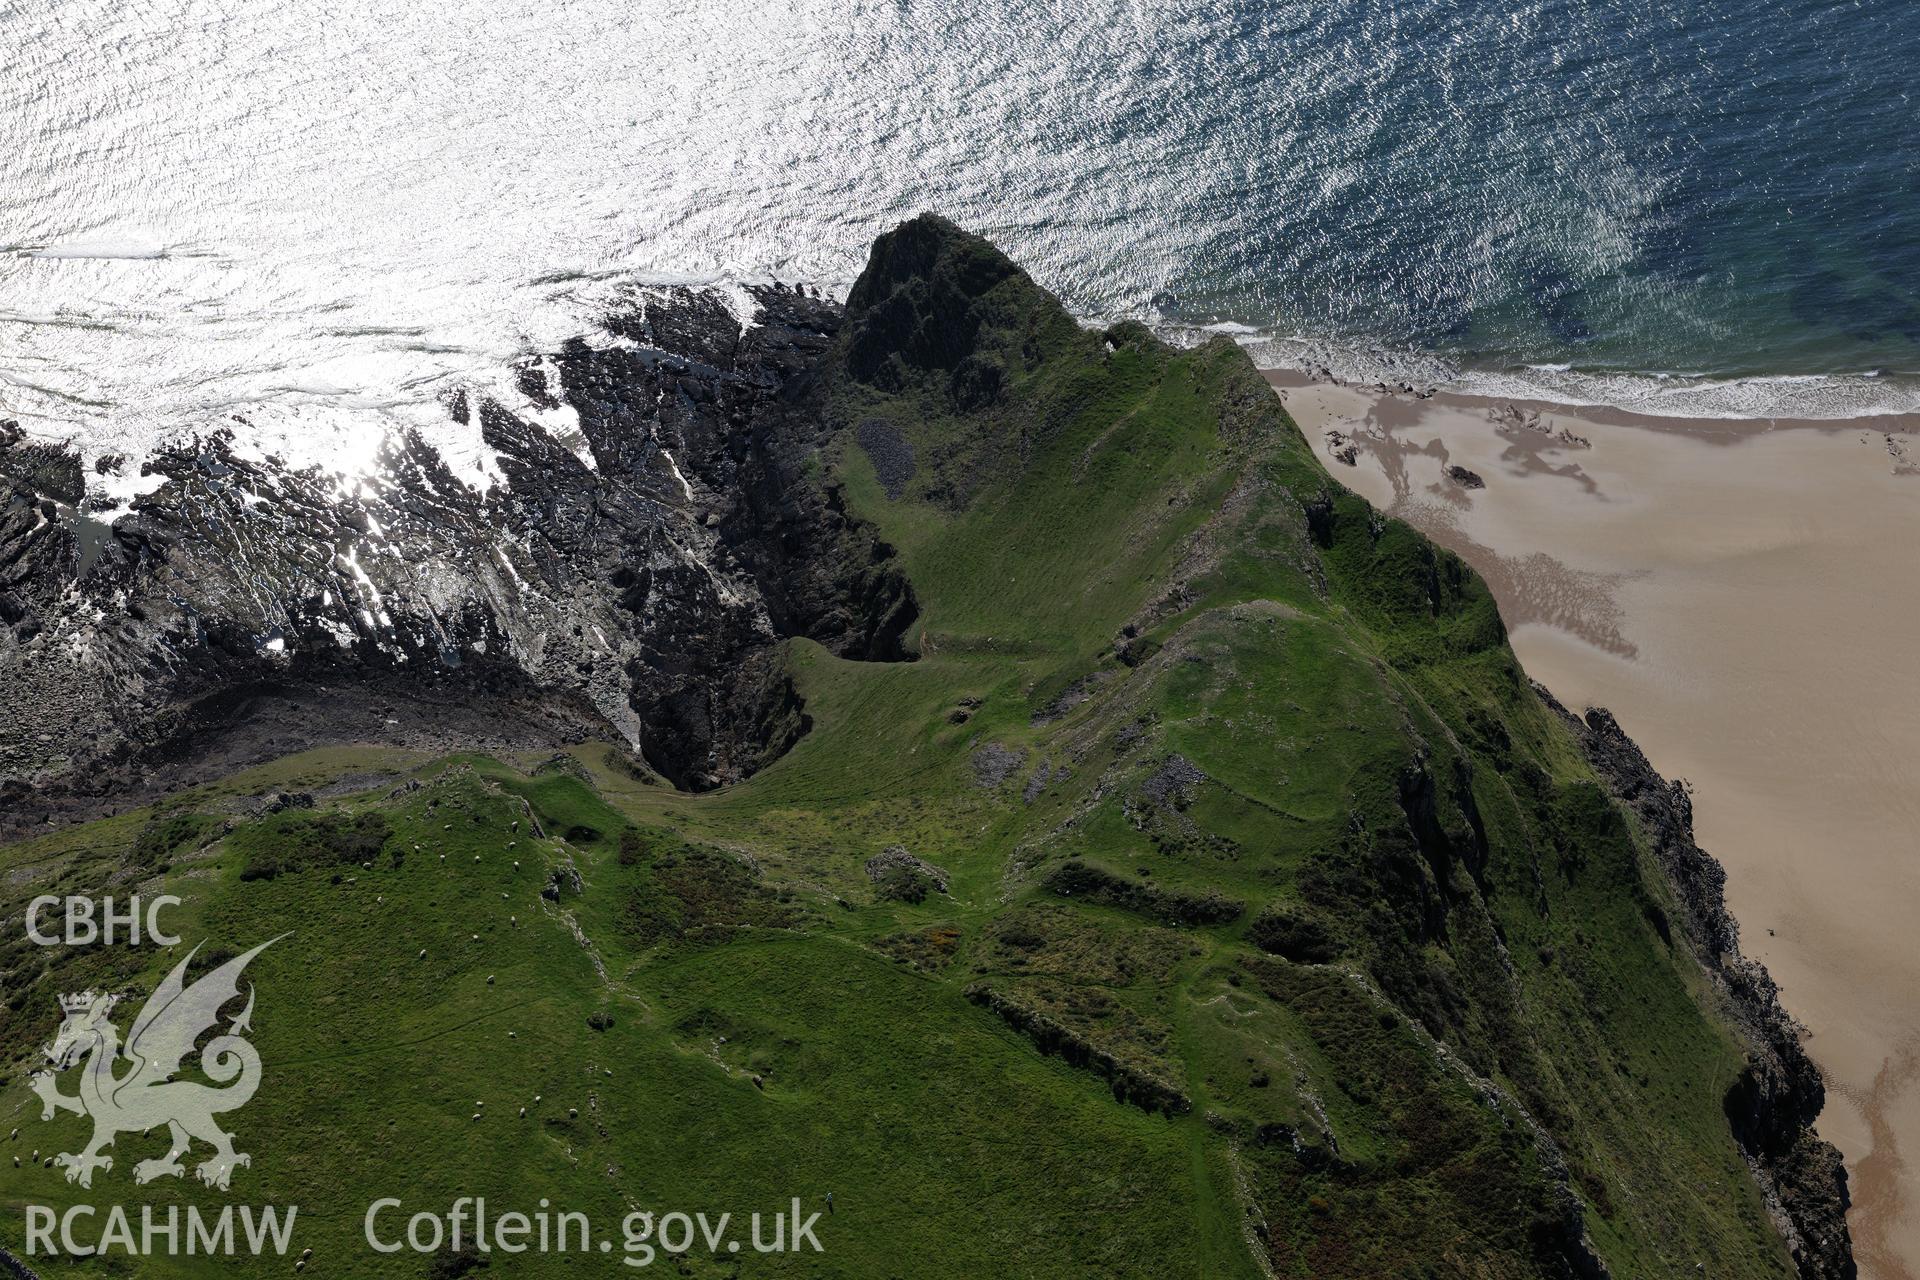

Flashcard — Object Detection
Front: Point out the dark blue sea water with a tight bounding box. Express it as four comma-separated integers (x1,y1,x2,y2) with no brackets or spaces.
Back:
1082,0,1920,412
4,0,1917,475
822,0,1920,416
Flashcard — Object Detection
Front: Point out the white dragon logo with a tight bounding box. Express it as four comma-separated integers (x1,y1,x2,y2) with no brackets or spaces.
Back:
29,937,282,1191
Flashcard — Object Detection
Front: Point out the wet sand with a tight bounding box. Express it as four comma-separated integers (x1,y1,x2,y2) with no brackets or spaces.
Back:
1273,370,1920,1280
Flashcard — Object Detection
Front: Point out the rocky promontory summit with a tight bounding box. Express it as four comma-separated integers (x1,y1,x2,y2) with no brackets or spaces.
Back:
0,217,1853,1278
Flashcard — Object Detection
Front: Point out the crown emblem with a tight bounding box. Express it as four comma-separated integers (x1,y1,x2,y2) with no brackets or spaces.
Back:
33,936,280,1194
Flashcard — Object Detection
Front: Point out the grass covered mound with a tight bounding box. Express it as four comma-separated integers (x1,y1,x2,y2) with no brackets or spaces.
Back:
0,218,1837,1278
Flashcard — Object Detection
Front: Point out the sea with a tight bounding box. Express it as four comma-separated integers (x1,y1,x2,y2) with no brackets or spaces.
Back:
4,0,1917,498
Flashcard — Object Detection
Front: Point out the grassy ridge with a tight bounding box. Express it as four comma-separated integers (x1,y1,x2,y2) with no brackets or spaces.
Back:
0,219,1797,1277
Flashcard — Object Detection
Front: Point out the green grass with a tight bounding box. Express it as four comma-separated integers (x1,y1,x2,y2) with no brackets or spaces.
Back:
0,222,1798,1278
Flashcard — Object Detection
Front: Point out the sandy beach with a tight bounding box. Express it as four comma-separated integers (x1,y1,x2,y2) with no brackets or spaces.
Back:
1274,371,1920,1280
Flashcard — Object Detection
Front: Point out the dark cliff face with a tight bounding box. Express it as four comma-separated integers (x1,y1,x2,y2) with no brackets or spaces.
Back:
0,216,1857,1279
530,283,920,785
842,212,1025,401
0,285,917,826
1547,693,1855,1280
0,422,83,628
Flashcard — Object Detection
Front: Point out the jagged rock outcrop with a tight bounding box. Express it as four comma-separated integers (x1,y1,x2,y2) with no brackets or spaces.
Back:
842,213,1023,399
864,845,949,903
1545,690,1855,1280
0,214,1857,1280
0,285,917,829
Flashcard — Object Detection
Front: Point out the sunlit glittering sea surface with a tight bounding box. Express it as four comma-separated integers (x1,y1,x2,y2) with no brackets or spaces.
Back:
4,0,1918,488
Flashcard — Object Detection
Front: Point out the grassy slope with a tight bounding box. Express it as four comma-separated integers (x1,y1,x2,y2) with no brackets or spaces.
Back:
0,221,1792,1278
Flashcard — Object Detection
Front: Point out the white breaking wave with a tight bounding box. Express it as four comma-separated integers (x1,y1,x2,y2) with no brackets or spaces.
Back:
1446,365,1920,422
3,0,1915,515
0,0,885,504
1159,326,1920,423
